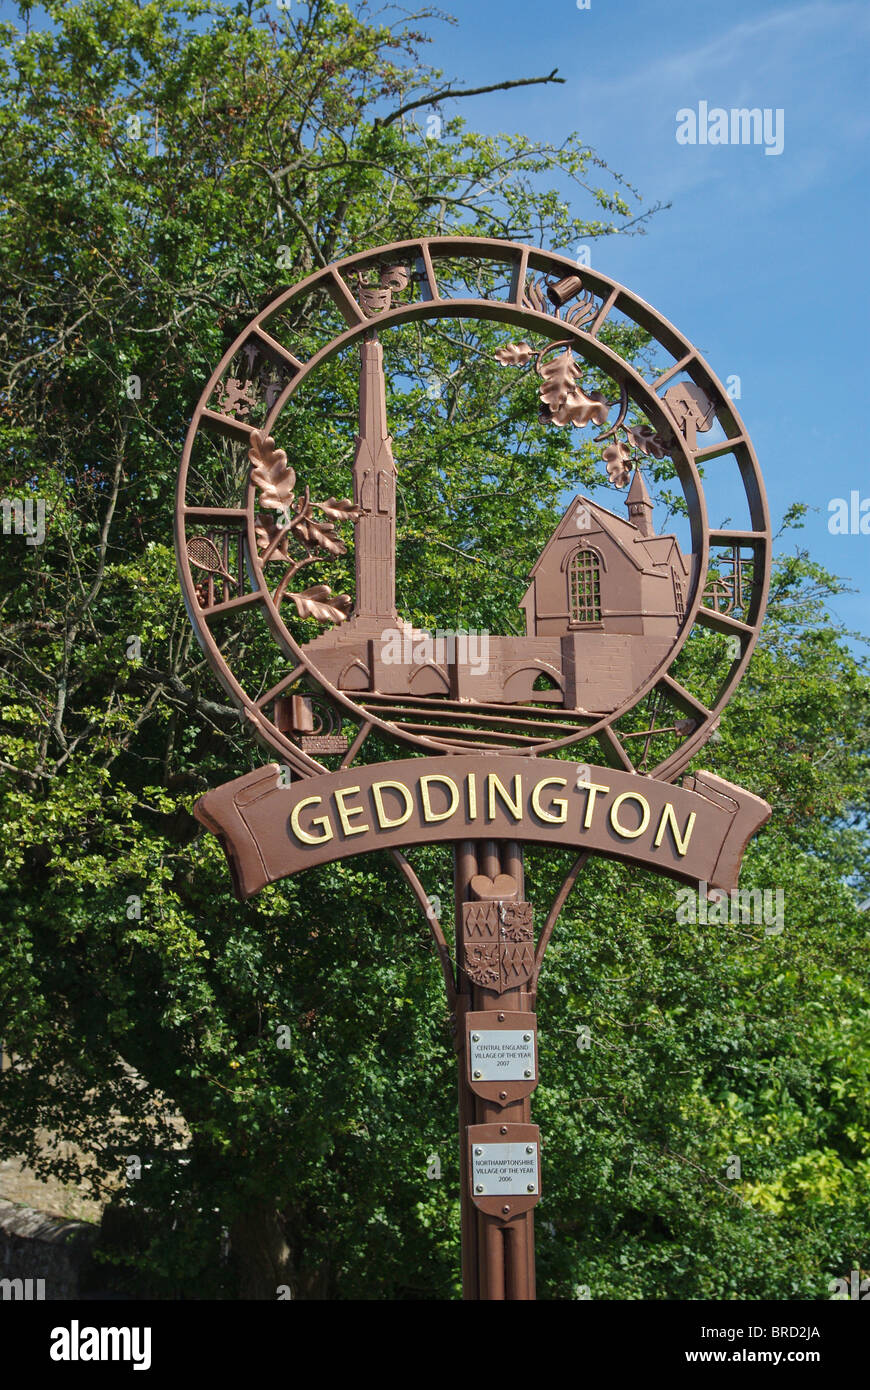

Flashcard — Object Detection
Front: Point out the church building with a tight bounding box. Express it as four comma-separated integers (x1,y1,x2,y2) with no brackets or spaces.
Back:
302,340,694,716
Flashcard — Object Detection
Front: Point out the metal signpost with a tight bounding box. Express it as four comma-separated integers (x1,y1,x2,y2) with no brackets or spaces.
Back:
175,237,772,1300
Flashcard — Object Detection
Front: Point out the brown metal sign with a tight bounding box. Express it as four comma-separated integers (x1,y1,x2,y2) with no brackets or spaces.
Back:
195,757,769,899
175,236,773,1302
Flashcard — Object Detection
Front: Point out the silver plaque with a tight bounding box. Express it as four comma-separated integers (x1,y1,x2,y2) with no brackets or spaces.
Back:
469,1029,536,1082
471,1142,539,1196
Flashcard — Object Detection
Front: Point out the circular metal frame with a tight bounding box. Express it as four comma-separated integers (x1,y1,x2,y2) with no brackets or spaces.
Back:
176,237,771,782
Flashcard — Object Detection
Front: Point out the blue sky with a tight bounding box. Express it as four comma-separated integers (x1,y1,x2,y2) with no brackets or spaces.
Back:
3,0,868,637
416,0,870,640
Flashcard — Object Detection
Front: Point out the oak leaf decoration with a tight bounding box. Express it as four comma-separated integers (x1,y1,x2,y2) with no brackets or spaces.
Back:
289,584,353,625
627,424,669,459
293,514,347,556
249,430,296,511
255,511,291,560
537,349,582,411
603,440,632,488
315,496,362,522
494,342,534,366
551,387,609,429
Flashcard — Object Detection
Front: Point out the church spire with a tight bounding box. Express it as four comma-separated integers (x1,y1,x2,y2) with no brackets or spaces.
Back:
626,467,653,538
351,336,397,620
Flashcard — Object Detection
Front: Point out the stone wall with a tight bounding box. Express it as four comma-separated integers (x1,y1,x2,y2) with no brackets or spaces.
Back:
0,1198,97,1300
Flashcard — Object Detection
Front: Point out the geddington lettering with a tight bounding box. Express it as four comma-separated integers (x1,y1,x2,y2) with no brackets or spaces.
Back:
194,758,772,899
49,1321,152,1372
288,770,696,856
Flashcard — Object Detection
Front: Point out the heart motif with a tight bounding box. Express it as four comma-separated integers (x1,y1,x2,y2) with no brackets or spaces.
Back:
470,873,518,902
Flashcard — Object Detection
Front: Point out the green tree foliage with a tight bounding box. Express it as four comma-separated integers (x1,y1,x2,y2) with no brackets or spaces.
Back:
0,0,868,1299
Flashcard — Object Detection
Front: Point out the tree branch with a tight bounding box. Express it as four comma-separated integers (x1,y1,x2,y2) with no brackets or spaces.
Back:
374,70,565,129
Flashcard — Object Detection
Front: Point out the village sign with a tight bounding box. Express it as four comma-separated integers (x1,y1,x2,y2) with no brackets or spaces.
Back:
175,237,772,1300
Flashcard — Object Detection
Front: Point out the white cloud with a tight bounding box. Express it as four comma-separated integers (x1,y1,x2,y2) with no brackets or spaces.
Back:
571,2,869,204
600,3,867,93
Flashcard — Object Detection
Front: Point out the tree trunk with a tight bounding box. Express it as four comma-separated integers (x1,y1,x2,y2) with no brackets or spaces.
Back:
230,1205,293,1300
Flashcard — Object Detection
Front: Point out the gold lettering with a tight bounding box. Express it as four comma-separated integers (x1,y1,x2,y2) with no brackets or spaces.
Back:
609,791,651,839
420,774,460,823
486,773,522,821
371,780,414,830
580,781,610,828
653,803,697,856
333,785,370,837
467,772,477,820
289,795,334,846
531,776,568,824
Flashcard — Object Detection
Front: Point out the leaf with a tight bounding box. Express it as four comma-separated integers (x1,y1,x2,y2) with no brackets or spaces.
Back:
627,424,669,459
249,430,295,511
254,512,290,560
289,584,353,625
551,387,609,428
494,342,534,366
538,349,581,410
314,496,362,522
293,514,347,555
603,440,632,487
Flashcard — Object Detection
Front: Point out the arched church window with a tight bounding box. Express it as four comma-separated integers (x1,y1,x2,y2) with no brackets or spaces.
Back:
568,548,602,625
